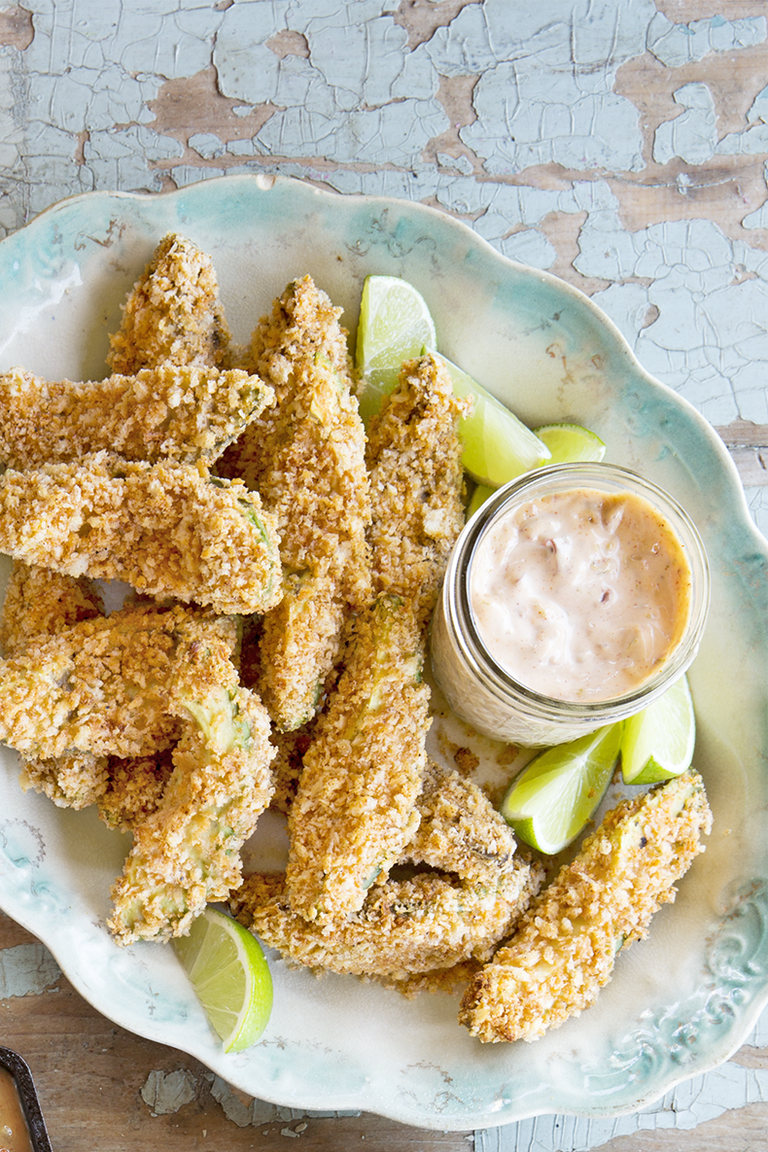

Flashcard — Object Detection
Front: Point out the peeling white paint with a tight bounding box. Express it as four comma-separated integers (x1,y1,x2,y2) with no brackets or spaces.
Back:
747,85,768,125
25,0,223,80
436,177,577,225
140,1068,197,1116
0,49,24,236
464,63,645,175
717,120,768,158
303,15,437,108
575,199,768,428
189,132,226,160
256,94,449,165
437,152,475,175
716,75,768,156
653,83,718,166
647,11,767,69
29,66,159,134
83,124,183,193
476,1046,768,1152
426,0,656,173
0,943,60,997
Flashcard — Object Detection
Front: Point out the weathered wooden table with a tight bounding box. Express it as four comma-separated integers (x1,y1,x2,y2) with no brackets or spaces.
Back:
0,2,766,1149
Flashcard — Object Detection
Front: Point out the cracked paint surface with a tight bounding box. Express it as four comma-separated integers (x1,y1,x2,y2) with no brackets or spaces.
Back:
476,1019,768,1152
139,1068,361,1126
0,0,764,536
0,2,766,1145
0,942,60,996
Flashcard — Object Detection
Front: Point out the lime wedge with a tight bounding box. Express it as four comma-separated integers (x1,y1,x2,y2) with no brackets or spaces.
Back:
532,422,606,464
355,275,436,424
500,724,622,854
443,356,551,486
466,483,496,518
354,274,550,484
620,674,695,785
173,907,273,1052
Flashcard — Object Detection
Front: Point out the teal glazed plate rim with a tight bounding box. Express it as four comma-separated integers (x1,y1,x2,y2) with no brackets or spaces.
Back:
0,175,765,1131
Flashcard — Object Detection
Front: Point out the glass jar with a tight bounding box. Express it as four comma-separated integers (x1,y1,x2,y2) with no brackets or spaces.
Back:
430,463,710,746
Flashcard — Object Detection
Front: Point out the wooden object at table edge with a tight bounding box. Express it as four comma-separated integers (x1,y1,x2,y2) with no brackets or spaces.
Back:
715,419,768,487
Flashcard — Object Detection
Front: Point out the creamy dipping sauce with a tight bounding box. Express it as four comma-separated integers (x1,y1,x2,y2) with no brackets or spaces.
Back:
0,1067,33,1152
469,488,691,702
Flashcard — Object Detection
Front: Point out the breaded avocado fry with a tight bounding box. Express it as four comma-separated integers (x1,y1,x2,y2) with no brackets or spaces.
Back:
219,275,371,731
0,561,109,808
400,760,519,884
98,751,175,832
0,452,282,614
285,353,468,921
285,592,430,921
108,632,275,944
0,560,104,655
107,233,233,373
459,770,712,1043
365,352,470,628
0,604,237,761
232,857,542,983
0,364,274,470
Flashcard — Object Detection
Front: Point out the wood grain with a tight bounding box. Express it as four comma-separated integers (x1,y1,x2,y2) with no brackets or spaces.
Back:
716,422,768,486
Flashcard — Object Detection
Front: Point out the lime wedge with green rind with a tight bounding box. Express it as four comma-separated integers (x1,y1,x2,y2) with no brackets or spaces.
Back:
355,275,436,425
500,724,623,855
620,674,695,785
173,906,273,1052
466,483,496,518
532,422,606,464
441,355,551,486
355,276,551,488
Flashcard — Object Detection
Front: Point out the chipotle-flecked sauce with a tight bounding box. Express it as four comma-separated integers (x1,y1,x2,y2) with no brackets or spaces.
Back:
469,488,691,702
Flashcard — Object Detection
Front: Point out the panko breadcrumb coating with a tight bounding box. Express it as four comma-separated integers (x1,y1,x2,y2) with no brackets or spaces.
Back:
285,353,468,922
267,723,315,816
0,238,248,811
220,274,358,479
383,959,484,999
459,770,712,1043
232,855,542,983
0,560,104,656
285,594,429,922
0,365,274,470
0,451,282,615
269,749,521,893
366,352,470,629
219,275,371,731
19,751,110,811
107,233,232,374
0,603,239,761
98,751,175,832
256,563,349,733
0,561,109,808
400,760,518,884
108,632,275,944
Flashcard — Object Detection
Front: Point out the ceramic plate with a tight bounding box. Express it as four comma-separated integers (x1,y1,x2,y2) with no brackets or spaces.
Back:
0,175,765,1131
